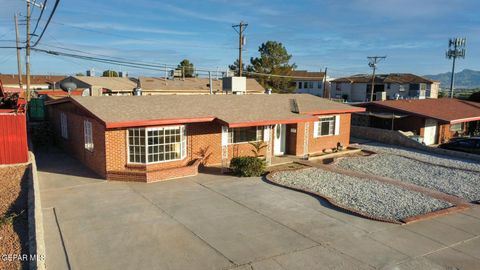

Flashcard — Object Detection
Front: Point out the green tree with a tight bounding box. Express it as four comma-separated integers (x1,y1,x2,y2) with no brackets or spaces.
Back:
468,90,480,102
102,70,118,77
249,41,296,93
75,72,85,76
229,59,252,76
178,59,195,78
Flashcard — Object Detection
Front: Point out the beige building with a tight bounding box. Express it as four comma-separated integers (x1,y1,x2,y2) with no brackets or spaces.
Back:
138,77,265,95
331,73,440,102
58,76,138,96
0,74,66,90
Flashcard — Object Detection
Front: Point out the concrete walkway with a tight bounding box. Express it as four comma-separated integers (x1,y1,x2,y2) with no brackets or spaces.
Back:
37,149,480,270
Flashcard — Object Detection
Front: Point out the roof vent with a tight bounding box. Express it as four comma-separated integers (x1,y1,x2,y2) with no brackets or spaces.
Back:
290,99,299,113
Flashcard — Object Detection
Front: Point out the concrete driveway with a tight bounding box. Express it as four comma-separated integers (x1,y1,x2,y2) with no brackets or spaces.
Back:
37,149,480,270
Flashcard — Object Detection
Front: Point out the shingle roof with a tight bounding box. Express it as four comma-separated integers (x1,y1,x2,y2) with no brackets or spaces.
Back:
50,94,364,128
67,76,137,91
138,77,264,94
0,74,66,85
332,73,435,84
290,70,325,81
370,98,480,123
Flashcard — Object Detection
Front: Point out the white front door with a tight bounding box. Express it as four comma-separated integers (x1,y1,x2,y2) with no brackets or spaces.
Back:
423,119,438,145
274,124,286,155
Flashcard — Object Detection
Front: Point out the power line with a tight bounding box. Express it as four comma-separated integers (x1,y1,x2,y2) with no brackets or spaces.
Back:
31,0,60,48
31,0,47,35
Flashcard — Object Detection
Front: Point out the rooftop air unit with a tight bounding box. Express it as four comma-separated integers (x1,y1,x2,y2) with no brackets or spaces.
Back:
222,76,246,94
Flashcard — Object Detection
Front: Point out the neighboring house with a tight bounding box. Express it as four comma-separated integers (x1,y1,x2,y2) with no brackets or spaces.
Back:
46,94,364,182
0,74,66,90
292,70,326,96
353,98,480,145
138,77,265,95
331,73,440,102
58,76,137,96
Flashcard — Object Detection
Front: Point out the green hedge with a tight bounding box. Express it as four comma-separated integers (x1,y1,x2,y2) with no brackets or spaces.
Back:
229,156,266,177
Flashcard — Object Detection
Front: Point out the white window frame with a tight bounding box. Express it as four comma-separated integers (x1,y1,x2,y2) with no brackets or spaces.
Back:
84,120,94,151
60,112,68,139
228,126,264,144
314,115,340,138
127,125,187,165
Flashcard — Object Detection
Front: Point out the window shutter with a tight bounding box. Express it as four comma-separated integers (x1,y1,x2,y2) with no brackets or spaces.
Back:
263,126,270,142
313,121,319,138
221,126,229,146
334,115,340,135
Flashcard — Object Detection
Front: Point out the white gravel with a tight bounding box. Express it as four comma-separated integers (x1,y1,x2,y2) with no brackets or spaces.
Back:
272,168,452,221
337,153,480,202
356,142,480,172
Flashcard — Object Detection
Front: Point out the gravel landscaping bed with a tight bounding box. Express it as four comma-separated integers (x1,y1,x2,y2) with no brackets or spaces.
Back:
271,168,452,222
337,153,480,202
356,142,480,172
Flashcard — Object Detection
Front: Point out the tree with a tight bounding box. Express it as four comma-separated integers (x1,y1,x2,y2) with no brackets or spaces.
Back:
468,90,480,102
75,72,85,76
102,70,118,77
249,41,296,93
178,59,195,78
229,59,252,76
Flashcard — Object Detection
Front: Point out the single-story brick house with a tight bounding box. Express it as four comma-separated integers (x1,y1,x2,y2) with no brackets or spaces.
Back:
353,98,480,145
46,94,364,182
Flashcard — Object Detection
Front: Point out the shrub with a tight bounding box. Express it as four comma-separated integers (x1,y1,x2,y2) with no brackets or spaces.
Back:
229,156,266,177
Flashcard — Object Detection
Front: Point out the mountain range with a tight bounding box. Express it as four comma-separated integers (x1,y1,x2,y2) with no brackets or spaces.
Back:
424,69,480,89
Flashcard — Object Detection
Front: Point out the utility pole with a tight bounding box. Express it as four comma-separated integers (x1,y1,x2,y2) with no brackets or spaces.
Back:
14,14,23,89
232,21,248,77
25,0,31,101
323,67,328,98
446,38,466,98
367,56,386,102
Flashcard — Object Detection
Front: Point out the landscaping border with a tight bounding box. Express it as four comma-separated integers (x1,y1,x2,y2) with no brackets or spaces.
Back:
27,152,46,270
267,163,471,224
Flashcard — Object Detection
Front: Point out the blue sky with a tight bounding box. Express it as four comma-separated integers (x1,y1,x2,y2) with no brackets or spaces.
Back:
0,0,479,77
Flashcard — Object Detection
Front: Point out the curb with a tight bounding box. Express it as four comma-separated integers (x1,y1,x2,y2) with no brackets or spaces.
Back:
27,152,46,270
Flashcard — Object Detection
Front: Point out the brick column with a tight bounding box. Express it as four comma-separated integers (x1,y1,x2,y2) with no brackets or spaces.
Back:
303,122,309,159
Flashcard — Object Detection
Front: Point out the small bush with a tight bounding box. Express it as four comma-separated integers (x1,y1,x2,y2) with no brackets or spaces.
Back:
230,156,266,177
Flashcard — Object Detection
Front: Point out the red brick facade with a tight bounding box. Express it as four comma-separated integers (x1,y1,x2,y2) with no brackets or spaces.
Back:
48,105,353,183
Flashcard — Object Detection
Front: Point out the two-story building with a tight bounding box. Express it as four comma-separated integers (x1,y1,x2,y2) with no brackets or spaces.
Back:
331,73,440,102
292,70,326,97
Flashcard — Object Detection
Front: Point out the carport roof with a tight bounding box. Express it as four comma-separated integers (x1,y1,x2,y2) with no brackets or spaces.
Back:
369,98,480,124
48,94,364,128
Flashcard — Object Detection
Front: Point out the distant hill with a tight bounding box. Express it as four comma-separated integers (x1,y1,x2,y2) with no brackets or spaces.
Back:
424,69,480,89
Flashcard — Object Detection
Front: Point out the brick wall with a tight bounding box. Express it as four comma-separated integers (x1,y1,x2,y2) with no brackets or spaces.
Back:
294,114,351,156
48,103,106,177
48,102,354,182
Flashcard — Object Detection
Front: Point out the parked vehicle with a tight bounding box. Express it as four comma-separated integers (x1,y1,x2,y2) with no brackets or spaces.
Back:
439,137,480,155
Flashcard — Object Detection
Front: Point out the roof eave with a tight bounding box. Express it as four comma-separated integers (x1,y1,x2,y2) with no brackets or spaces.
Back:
299,107,366,115
225,117,318,128
106,116,216,129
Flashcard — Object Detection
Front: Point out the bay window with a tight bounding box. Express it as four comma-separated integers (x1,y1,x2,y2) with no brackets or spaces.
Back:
128,125,186,164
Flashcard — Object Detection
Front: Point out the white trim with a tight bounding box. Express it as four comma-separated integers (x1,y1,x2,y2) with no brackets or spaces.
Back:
126,125,187,165
221,126,229,146
84,120,94,151
334,115,340,135
313,122,319,138
263,126,270,142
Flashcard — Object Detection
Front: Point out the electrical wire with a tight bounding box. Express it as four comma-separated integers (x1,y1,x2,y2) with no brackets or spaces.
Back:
31,0,60,47
31,0,48,36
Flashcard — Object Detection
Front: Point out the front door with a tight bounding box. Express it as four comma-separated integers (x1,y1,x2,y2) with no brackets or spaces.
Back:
423,119,438,145
274,124,286,155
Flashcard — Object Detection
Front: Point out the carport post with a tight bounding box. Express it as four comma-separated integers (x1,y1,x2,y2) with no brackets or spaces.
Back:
265,125,272,166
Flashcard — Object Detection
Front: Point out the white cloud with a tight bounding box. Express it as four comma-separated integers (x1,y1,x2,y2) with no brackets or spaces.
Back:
68,22,197,36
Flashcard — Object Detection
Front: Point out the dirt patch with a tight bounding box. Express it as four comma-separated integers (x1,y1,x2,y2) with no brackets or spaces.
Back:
266,162,310,173
0,164,30,270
